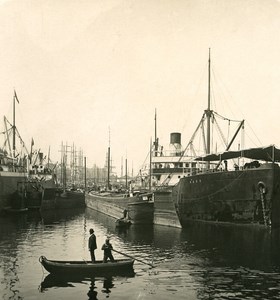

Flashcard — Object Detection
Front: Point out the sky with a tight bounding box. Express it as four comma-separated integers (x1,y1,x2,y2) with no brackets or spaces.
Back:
1,0,280,175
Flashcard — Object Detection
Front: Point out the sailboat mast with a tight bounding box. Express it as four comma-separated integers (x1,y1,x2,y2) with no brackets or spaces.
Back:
84,156,87,193
149,138,152,191
60,142,63,187
125,157,127,189
107,128,110,190
107,147,110,189
206,48,211,155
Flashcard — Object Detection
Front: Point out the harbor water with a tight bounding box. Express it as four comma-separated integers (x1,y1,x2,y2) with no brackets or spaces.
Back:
1,207,280,299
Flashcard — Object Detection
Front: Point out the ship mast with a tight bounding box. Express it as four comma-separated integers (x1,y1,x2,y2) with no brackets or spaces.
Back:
206,48,211,155
205,49,212,169
107,128,111,190
149,138,152,191
84,156,87,194
12,90,20,171
125,156,128,189
154,108,158,156
13,93,16,158
13,90,19,160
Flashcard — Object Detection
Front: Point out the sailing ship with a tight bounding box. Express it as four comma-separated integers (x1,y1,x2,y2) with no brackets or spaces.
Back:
57,142,84,197
172,50,280,228
40,142,85,210
85,141,154,225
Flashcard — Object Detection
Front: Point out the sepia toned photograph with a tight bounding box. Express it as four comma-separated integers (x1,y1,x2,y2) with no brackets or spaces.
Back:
1,0,280,299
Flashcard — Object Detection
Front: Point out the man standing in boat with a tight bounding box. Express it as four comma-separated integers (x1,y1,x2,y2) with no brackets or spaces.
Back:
88,228,97,263
101,238,115,263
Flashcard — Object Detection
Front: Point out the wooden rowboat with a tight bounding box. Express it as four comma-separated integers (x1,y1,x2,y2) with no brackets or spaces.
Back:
3,206,28,213
39,256,135,276
115,218,132,228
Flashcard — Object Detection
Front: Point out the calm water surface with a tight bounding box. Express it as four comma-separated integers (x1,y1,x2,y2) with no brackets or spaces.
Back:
1,207,280,299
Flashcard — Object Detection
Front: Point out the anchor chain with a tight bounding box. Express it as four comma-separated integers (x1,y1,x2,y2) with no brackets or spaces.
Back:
258,181,270,226
259,187,267,226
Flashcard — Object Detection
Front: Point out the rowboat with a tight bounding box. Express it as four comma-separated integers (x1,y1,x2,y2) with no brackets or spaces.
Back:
39,256,135,276
115,218,132,228
3,206,28,214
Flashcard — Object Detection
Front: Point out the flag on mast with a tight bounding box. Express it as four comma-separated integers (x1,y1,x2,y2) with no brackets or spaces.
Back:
14,90,19,103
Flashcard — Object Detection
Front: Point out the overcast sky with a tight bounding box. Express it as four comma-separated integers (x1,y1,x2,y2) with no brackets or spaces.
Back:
1,0,280,175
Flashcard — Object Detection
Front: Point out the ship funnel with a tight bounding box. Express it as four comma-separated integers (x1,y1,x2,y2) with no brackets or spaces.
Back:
170,132,181,145
38,152,44,163
170,132,182,156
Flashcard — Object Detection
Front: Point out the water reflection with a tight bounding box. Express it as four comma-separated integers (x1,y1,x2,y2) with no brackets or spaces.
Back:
1,207,280,299
102,276,114,295
178,222,280,271
87,279,98,300
86,207,280,271
0,211,43,299
40,207,85,224
40,274,120,299
85,208,280,299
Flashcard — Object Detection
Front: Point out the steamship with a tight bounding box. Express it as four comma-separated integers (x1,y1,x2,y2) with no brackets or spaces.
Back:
171,51,280,228
139,130,189,228
0,92,29,212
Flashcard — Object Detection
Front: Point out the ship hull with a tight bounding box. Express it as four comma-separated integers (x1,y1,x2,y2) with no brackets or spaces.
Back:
153,188,182,228
85,192,154,225
0,172,27,211
40,188,85,210
172,163,280,228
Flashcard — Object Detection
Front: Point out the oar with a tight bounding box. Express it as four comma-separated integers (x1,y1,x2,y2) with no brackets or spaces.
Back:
112,249,155,268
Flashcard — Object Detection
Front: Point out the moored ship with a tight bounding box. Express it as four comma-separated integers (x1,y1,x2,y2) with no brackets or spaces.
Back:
172,51,280,228
0,92,29,212
139,114,191,228
85,140,153,224
85,190,154,225
139,131,190,228
39,142,85,210
173,152,280,228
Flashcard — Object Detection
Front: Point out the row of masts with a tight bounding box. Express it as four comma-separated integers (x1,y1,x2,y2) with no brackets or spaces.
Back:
106,146,130,190
59,142,84,189
6,50,244,187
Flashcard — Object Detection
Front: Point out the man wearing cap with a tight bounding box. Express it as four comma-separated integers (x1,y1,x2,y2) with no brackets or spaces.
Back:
88,228,97,263
101,238,115,263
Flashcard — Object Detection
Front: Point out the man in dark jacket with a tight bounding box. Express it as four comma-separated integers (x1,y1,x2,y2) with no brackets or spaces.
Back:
88,228,97,262
101,238,115,263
